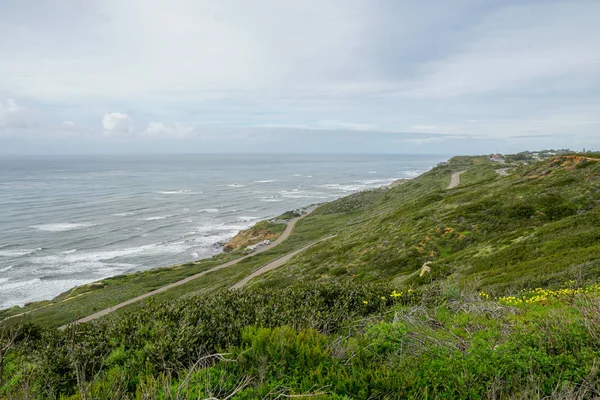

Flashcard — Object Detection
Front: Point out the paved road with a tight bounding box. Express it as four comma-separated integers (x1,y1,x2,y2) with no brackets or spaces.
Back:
447,171,465,189
231,235,335,289
60,208,315,329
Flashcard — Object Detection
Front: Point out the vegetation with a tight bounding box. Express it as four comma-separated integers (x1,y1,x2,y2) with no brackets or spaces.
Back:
2,152,600,398
223,220,287,252
2,281,600,398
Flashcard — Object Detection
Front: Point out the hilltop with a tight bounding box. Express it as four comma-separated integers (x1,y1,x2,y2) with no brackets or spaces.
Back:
1,153,600,399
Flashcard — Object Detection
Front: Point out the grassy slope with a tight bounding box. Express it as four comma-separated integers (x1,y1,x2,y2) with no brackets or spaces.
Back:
3,154,599,328
0,208,355,328
3,154,600,399
256,155,600,295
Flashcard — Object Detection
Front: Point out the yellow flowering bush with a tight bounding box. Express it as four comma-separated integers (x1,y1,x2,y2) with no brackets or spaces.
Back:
493,282,600,306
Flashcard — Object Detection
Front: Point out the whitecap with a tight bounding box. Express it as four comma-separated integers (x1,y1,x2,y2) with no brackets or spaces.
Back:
254,180,276,183
30,242,189,267
0,278,9,284
0,278,41,291
113,212,135,217
320,183,365,192
62,249,77,254
0,265,14,272
31,223,95,232
155,190,195,195
260,198,283,203
403,170,425,178
199,208,219,213
237,216,258,222
0,249,39,257
361,178,396,185
141,215,172,221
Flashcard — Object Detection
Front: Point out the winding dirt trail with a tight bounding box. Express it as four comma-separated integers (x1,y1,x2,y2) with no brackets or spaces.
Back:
231,235,335,289
59,208,316,329
447,171,465,189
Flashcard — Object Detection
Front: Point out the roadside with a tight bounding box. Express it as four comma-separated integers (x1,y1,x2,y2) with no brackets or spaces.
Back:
59,207,316,329
231,235,336,289
447,171,465,189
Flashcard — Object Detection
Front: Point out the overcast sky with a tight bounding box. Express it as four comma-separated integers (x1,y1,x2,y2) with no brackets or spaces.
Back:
1,0,599,154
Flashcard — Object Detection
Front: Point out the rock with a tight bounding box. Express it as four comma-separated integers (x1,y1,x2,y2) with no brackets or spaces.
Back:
419,262,431,277
223,221,285,252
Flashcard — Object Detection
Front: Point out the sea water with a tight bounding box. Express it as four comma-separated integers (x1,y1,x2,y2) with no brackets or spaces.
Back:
0,154,445,309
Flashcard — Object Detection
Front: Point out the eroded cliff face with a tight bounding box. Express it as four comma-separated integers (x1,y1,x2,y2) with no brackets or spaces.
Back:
223,221,286,252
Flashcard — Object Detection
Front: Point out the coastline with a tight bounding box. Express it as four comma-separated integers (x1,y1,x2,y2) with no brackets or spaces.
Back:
0,176,419,317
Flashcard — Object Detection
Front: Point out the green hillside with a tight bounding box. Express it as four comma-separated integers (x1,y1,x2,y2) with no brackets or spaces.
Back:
258,155,600,294
2,154,600,399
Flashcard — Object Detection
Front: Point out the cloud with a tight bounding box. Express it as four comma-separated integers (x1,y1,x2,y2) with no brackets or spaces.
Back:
1,1,600,152
0,99,32,129
143,122,194,139
102,112,133,136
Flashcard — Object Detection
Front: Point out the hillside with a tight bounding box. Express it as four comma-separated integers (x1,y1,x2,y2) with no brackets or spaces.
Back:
256,155,600,294
223,220,288,252
1,154,600,399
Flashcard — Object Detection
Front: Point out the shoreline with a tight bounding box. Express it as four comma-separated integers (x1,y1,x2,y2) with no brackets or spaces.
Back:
0,173,423,314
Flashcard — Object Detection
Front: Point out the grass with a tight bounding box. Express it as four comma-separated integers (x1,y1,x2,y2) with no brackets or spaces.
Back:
257,155,600,295
2,152,600,398
0,207,356,328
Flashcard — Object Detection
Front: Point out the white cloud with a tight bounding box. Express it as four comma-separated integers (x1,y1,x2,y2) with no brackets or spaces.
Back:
397,2,600,98
0,99,32,128
1,1,600,149
143,122,194,139
102,112,133,136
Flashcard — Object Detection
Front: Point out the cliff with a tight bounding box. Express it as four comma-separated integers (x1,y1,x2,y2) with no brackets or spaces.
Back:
223,220,287,252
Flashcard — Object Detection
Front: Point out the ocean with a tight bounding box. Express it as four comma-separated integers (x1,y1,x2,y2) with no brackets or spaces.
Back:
0,154,445,309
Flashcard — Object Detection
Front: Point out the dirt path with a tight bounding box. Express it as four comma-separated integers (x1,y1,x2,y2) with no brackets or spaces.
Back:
447,171,465,189
59,208,315,329
231,235,335,289
495,168,510,176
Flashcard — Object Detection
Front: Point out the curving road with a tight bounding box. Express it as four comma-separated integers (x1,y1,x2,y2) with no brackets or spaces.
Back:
231,235,335,289
447,171,465,189
60,208,316,329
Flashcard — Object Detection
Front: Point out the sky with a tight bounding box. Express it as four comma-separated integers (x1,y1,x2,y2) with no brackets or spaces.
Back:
0,0,599,155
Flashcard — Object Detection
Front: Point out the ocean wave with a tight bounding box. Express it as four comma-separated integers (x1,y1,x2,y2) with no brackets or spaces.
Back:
0,278,41,291
369,171,378,174
30,242,189,267
31,223,96,232
155,190,195,195
199,208,219,213
227,184,245,188
361,178,396,185
258,195,283,203
0,278,9,284
0,278,92,310
320,183,365,192
141,215,173,221
62,249,77,254
403,170,425,178
254,180,276,183
112,212,135,217
0,265,14,272
0,248,40,257
236,216,258,222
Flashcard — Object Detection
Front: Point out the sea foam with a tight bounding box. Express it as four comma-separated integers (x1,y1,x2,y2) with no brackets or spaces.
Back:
31,223,95,232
